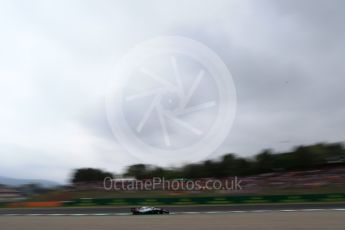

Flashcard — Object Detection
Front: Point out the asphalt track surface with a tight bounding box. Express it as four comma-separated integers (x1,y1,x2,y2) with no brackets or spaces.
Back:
1,211,345,230
1,203,345,215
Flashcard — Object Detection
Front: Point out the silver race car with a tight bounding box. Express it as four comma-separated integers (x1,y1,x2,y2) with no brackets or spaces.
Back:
130,206,170,215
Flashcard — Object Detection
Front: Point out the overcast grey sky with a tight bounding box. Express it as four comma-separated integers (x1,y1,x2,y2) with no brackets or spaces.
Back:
0,0,344,183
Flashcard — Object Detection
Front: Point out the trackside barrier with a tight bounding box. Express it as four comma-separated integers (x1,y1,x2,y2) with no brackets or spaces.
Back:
1,194,345,208
6,201,62,208
61,193,345,207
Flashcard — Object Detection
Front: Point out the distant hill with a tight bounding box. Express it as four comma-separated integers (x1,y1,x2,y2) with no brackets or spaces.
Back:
0,176,60,188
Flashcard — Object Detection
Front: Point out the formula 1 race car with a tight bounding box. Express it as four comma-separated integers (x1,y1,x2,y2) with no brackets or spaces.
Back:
130,206,170,215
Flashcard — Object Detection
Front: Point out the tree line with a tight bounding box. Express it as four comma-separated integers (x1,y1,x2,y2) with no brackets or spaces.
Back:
72,142,345,182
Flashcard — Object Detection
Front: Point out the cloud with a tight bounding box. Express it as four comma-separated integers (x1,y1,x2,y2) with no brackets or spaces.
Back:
0,0,344,182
